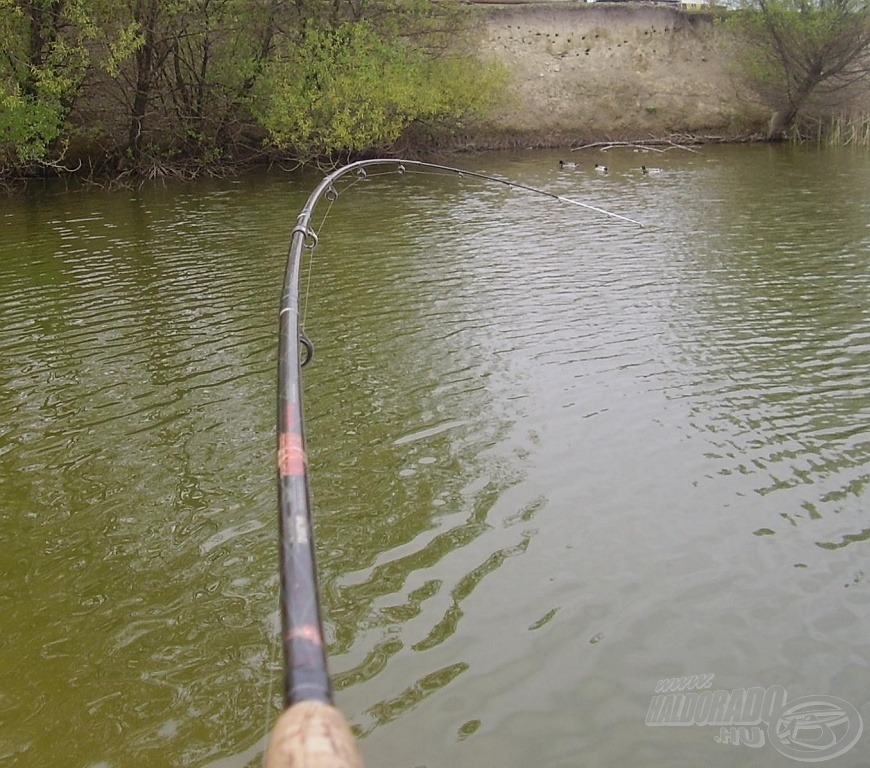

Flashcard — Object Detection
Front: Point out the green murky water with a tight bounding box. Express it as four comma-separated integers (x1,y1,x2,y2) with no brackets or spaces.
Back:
2,145,868,767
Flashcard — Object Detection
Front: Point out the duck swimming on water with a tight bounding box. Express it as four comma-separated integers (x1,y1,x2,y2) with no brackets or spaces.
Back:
641,165,662,174
595,164,609,174
559,160,579,169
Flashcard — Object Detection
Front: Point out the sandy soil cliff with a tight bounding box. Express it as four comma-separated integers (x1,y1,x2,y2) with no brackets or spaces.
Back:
470,3,769,144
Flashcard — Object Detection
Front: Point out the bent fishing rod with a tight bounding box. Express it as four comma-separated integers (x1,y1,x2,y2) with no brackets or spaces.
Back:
265,159,641,768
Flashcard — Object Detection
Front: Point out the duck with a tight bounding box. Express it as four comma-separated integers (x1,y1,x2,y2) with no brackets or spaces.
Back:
641,165,662,174
559,160,579,169
595,164,609,174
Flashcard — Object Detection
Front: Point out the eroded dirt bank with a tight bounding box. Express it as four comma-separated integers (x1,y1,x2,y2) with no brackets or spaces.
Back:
468,3,769,145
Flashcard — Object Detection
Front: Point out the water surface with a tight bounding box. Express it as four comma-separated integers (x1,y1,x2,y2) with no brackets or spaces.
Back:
1,145,868,767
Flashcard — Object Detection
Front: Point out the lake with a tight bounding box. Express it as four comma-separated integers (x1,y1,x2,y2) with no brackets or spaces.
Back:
1,144,868,767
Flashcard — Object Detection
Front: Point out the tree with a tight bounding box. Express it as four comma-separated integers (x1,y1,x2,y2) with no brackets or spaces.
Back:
734,0,870,140
1,0,504,174
108,0,277,168
0,0,93,164
253,19,504,158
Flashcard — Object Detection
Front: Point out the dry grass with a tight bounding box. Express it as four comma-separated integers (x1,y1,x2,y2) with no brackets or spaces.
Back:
797,114,870,147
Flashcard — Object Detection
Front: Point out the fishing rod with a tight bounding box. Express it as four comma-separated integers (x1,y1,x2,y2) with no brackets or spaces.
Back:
265,158,641,768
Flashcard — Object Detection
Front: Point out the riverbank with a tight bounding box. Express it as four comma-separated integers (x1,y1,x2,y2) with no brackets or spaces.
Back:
5,2,867,183
460,3,770,148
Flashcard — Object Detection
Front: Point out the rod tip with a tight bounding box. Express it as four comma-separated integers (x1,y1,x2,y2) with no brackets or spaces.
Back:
265,701,364,768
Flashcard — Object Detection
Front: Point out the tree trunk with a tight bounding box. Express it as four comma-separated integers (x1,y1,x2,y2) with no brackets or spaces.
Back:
127,0,160,163
767,106,799,141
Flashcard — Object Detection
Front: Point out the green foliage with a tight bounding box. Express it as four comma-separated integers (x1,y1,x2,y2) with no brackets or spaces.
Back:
728,10,784,93
103,22,143,78
0,86,64,162
0,0,504,173
728,0,870,138
0,0,95,166
254,21,503,156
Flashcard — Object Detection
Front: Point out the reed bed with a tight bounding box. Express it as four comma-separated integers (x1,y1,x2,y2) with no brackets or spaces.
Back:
796,114,870,147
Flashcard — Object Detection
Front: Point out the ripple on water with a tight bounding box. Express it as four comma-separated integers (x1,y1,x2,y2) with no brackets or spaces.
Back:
2,150,869,767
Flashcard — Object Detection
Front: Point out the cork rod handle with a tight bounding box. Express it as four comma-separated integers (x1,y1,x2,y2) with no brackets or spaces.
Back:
264,701,364,768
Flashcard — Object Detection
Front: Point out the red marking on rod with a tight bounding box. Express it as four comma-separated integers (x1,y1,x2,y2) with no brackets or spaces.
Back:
278,432,306,477
278,404,306,476
282,403,300,432
287,625,323,645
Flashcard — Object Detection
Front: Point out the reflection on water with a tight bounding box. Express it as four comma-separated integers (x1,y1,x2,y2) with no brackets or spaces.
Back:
1,146,868,767
666,151,869,538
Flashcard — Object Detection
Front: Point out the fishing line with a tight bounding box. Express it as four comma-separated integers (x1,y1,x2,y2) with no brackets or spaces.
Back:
261,616,283,748
299,169,371,335
344,160,642,225
294,157,643,346
300,196,330,333
399,163,645,226
267,157,646,766
276,157,643,691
